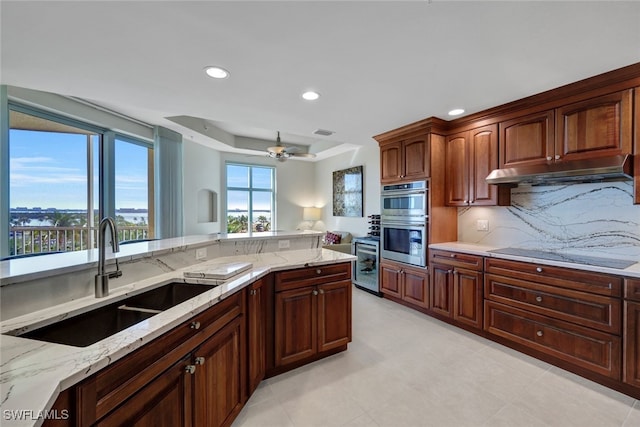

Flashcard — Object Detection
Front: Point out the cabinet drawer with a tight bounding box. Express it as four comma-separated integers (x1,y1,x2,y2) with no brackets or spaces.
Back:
485,274,621,334
275,263,351,292
430,250,483,271
625,279,640,302
485,257,622,297
77,291,243,425
485,301,621,379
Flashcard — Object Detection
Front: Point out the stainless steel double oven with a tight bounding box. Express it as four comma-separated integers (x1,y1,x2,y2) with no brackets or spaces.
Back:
380,180,428,267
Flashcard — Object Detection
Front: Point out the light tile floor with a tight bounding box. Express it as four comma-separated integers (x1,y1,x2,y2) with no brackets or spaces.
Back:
233,286,640,427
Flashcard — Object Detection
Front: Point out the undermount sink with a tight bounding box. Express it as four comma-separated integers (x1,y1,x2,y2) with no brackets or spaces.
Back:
20,282,215,347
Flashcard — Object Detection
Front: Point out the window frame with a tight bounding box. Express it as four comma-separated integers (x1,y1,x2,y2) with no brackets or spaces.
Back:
225,162,276,233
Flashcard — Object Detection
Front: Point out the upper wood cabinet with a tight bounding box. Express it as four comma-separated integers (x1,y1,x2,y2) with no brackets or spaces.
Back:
556,89,633,162
380,137,430,183
499,90,633,169
446,124,498,206
499,110,555,168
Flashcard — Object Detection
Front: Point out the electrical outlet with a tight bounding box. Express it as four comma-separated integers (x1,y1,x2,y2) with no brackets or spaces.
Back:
476,219,489,232
195,248,207,260
278,240,290,249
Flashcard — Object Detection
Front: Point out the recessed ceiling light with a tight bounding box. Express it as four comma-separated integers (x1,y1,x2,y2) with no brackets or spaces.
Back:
302,91,320,101
204,66,229,79
448,108,465,116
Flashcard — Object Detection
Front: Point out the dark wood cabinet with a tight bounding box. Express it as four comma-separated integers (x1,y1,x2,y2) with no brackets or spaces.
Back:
499,110,555,168
430,250,483,329
380,259,428,308
274,263,352,369
94,355,192,427
556,89,633,162
498,91,632,169
247,278,266,395
192,317,244,427
624,279,640,389
446,124,498,206
380,137,429,183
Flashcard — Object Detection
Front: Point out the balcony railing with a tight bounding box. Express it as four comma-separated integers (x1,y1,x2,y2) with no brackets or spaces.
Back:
8,226,150,256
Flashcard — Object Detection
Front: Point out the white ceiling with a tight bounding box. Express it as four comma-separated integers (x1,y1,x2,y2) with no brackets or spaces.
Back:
2,1,639,159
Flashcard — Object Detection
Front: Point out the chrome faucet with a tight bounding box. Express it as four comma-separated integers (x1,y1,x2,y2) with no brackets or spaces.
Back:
95,217,122,298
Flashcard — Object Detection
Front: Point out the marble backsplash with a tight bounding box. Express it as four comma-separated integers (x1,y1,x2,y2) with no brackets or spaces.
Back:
458,181,640,260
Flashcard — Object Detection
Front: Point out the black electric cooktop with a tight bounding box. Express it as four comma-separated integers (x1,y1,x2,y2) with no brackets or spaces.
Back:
488,247,637,270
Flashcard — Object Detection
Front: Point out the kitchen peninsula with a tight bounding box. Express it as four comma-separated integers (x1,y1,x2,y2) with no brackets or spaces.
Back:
0,231,355,427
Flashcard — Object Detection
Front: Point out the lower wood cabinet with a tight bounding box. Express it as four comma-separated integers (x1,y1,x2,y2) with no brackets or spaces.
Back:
429,250,483,329
624,279,640,388
380,258,429,308
247,278,266,395
274,264,352,369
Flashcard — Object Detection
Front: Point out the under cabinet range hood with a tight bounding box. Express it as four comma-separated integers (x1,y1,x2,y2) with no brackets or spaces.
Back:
485,154,633,185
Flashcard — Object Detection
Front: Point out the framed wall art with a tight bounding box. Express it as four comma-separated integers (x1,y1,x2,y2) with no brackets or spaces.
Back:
333,166,363,217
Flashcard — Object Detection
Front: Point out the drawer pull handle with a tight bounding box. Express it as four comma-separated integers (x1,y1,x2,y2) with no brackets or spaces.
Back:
535,296,543,303
536,267,543,273
536,330,543,337
190,321,201,330
185,365,196,374
195,356,205,365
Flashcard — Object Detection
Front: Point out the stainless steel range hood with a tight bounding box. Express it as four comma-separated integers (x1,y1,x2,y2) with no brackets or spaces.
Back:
485,154,633,185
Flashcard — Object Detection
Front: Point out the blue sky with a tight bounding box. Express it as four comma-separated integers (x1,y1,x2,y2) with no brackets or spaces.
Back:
226,164,273,216
10,130,149,210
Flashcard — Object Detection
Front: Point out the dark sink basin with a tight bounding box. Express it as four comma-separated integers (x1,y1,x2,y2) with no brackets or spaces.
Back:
20,282,215,347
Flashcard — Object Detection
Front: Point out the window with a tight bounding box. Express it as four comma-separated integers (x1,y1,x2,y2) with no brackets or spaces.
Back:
5,106,154,257
226,163,275,233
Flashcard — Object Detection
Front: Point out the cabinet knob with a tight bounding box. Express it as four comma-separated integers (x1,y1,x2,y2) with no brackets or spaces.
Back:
316,269,322,275
546,156,552,161
313,290,319,296
190,321,201,330
536,330,543,337
535,296,543,303
185,365,196,374
555,154,561,160
319,289,325,294
195,356,205,365
250,289,257,296
450,254,456,258
447,270,453,274
536,267,543,273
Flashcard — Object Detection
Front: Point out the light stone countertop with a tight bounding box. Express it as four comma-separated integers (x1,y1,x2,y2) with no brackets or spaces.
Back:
0,230,324,286
0,248,354,427
429,242,640,279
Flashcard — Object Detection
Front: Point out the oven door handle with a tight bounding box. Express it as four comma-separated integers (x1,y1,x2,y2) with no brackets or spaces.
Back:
381,189,427,197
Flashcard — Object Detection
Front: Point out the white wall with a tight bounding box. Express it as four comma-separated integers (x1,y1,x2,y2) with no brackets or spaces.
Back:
314,146,380,237
183,139,222,235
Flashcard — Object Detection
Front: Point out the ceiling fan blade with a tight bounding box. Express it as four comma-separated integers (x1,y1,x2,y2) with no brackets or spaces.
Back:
292,152,317,158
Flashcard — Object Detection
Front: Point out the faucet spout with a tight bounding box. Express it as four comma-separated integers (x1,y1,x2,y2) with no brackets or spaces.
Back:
95,217,122,298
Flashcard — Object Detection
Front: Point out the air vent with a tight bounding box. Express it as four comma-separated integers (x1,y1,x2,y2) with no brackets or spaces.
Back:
313,129,334,136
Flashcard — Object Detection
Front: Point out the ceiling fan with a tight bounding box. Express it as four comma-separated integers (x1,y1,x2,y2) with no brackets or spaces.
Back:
267,131,316,162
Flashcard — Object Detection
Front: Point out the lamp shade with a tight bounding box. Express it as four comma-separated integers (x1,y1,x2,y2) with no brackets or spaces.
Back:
303,207,321,221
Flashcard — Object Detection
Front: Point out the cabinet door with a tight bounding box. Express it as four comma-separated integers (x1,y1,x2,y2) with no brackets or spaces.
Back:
403,138,430,180
445,131,469,206
317,280,352,352
429,263,453,317
469,124,498,206
380,261,402,297
380,141,403,183
95,356,192,427
624,301,640,388
499,110,555,168
247,279,265,395
556,90,633,162
275,287,317,367
193,317,244,427
453,268,483,329
402,266,429,309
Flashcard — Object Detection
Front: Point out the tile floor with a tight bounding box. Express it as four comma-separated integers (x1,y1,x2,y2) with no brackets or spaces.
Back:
233,286,640,427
